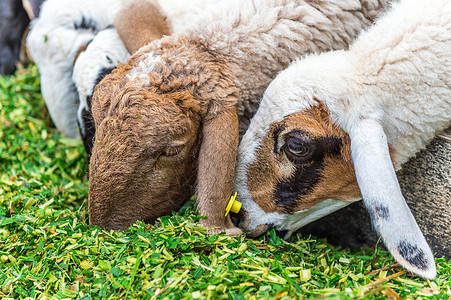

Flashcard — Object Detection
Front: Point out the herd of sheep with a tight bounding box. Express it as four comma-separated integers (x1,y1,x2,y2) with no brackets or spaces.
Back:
0,0,449,280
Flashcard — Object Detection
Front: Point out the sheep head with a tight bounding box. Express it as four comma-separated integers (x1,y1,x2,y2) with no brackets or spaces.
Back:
89,58,202,231
234,103,361,237
234,51,436,279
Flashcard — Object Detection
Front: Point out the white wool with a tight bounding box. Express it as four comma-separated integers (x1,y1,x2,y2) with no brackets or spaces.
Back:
73,27,130,138
130,0,391,118
159,0,220,34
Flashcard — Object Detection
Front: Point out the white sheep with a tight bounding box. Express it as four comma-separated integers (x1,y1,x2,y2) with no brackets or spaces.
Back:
88,0,392,235
234,0,451,279
27,0,128,139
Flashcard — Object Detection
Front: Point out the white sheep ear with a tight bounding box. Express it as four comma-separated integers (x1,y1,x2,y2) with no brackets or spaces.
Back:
349,118,436,279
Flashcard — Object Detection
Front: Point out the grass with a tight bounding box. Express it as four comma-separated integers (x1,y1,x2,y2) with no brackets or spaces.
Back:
0,66,450,299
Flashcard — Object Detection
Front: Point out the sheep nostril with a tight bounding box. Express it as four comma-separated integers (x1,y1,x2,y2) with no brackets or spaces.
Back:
229,210,241,227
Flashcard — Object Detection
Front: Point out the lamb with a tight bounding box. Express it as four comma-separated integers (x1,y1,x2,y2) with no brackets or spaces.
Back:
27,0,129,139
301,129,450,260
88,0,392,235
233,0,450,279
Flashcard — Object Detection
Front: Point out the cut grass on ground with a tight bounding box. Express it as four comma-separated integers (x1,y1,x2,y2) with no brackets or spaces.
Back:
0,66,450,299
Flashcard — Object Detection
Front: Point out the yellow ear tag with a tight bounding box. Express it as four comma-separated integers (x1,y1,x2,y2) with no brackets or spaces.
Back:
225,192,241,217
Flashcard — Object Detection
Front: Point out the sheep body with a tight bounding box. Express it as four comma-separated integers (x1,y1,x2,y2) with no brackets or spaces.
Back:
158,0,219,34
132,0,391,134
235,0,450,279
89,0,392,234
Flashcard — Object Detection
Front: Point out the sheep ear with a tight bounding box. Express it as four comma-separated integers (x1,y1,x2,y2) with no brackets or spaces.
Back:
114,0,172,54
349,118,436,279
197,108,240,234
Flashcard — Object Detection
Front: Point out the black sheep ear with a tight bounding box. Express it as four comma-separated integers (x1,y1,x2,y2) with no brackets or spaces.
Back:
349,118,436,279
22,0,44,19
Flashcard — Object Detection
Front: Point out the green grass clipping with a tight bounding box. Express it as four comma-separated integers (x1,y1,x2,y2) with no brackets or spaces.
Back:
0,66,450,299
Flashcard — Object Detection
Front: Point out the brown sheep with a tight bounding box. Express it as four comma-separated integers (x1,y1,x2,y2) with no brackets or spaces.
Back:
88,0,392,234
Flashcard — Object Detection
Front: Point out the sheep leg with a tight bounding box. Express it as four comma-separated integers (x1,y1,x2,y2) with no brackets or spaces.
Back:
197,107,243,236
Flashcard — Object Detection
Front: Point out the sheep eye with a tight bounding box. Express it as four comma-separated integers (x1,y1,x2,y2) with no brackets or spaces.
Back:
284,137,311,160
162,145,184,157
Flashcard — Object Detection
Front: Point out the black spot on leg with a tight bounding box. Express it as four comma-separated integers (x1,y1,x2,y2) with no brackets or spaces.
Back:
367,204,390,220
398,241,428,270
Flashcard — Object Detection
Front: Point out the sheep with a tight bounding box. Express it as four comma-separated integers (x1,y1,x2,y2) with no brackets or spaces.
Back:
88,0,392,235
72,27,131,156
27,0,129,139
0,0,43,76
233,0,450,279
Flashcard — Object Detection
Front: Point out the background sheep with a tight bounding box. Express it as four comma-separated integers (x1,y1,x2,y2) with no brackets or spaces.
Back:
27,0,129,139
233,0,450,279
0,0,43,76
88,0,392,234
